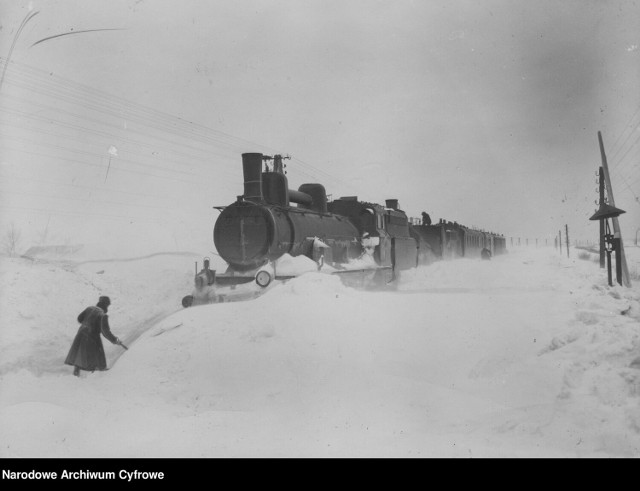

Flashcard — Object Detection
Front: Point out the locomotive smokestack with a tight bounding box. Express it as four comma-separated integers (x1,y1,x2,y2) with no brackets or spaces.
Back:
385,199,398,210
242,153,264,201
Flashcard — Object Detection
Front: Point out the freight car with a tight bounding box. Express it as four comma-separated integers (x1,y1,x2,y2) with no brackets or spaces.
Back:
410,219,506,263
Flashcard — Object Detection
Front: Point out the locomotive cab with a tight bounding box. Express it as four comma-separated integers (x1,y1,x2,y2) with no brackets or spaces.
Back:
327,196,418,271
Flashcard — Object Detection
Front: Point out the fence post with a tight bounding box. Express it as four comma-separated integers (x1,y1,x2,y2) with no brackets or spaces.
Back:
558,230,562,254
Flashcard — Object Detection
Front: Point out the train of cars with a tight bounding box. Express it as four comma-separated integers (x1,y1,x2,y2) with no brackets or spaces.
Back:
182,152,506,307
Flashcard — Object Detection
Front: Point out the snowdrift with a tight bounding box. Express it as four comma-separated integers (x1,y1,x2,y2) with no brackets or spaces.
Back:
0,246,639,457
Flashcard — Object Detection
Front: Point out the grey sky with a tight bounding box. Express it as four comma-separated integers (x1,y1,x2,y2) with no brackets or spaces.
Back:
1,0,639,250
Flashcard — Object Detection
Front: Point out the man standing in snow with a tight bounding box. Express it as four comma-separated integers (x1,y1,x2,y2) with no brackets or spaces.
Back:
65,296,126,377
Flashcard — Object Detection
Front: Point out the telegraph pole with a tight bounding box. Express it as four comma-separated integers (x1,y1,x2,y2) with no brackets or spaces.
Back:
598,131,631,287
558,230,562,255
565,224,570,258
598,167,605,268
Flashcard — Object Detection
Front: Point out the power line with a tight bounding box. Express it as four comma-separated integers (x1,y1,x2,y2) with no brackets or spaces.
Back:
610,132,640,173
0,92,244,168
0,56,361,221
0,131,236,183
0,57,277,156
2,188,177,212
0,144,214,188
0,57,355,187
1,204,169,224
609,105,640,164
0,171,179,202
615,175,640,208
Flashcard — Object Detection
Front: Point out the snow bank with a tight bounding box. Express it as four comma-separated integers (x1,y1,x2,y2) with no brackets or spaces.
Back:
0,252,199,376
0,246,639,457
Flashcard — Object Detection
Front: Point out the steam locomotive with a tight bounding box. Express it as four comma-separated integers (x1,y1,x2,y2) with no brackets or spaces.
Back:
182,152,506,307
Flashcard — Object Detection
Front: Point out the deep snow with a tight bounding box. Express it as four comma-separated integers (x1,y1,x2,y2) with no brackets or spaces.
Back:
0,243,639,457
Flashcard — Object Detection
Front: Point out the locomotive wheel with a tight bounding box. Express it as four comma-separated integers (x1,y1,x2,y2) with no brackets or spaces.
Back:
255,270,272,288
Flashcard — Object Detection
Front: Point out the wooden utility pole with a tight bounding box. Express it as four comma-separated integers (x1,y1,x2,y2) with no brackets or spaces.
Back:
598,167,605,268
558,230,562,254
598,131,631,287
565,224,569,258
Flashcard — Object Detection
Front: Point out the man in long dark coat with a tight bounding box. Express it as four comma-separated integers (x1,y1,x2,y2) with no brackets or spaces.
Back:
65,296,124,376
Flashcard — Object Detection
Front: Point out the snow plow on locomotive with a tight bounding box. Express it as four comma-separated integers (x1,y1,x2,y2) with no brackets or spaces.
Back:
182,152,506,307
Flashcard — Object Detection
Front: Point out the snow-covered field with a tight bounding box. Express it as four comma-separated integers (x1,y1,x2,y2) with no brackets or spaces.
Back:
0,244,639,458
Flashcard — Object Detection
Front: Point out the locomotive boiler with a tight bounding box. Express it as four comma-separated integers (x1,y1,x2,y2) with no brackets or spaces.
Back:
214,153,363,273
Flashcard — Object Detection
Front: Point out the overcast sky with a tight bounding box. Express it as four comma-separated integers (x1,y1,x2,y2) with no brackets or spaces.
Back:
1,0,639,251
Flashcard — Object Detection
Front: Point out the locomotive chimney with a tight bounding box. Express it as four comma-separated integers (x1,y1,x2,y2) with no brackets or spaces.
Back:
385,199,398,210
242,153,264,201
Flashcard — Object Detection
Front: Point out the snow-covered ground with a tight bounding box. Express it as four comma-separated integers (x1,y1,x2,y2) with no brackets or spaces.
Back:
0,243,639,457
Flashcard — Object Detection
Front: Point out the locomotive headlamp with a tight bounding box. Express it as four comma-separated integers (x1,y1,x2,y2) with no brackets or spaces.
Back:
255,270,272,288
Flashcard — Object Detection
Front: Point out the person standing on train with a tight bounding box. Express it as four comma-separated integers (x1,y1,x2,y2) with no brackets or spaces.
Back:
421,212,432,226
65,296,126,376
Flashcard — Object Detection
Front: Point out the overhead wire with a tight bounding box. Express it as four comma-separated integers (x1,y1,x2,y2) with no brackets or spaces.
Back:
0,127,239,184
1,57,357,186
2,188,177,212
0,103,241,184
0,171,180,202
0,56,366,227
1,144,213,188
599,104,640,204
608,118,640,191
611,132,640,172
1,204,170,224
609,105,640,165
0,79,245,168
1,58,278,156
